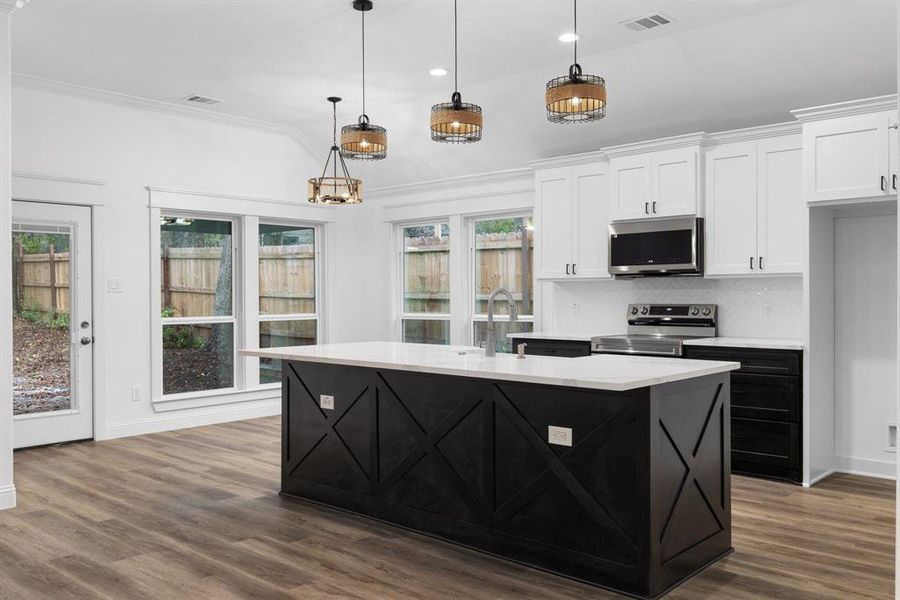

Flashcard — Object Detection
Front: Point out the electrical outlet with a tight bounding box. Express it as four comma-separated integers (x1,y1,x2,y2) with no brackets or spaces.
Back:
548,425,573,447
763,303,773,317
320,394,335,410
107,278,124,294
131,385,142,402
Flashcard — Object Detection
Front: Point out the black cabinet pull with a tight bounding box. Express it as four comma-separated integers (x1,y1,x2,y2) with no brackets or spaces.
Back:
894,174,897,191
652,201,657,213
644,202,649,215
881,175,886,192
572,263,577,275
565,263,570,275
750,256,754,270
759,256,764,270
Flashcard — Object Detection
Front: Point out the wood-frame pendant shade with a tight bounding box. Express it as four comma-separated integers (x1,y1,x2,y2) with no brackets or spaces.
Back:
341,116,387,160
546,64,606,123
308,174,363,205
430,91,483,143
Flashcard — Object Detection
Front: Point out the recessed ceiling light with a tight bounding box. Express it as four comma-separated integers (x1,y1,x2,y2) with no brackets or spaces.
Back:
558,32,578,43
429,67,448,77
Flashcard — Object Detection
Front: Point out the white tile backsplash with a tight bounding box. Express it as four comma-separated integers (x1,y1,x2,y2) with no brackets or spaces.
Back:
552,276,803,339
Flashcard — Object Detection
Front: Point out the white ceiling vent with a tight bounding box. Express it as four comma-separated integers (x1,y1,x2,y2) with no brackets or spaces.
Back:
620,14,673,32
182,94,222,106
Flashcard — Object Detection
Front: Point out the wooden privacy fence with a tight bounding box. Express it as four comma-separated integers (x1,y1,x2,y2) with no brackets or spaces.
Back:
404,231,533,314
161,244,316,317
13,244,70,314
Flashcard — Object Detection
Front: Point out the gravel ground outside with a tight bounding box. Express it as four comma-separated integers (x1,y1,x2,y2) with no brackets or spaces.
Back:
13,316,71,414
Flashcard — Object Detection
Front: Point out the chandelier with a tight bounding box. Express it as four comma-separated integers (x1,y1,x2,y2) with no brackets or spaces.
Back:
308,97,362,205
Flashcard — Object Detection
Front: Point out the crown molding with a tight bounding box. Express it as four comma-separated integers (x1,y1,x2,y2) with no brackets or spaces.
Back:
367,168,533,201
0,0,29,14
706,121,801,145
603,132,709,158
12,73,321,157
527,149,607,170
13,170,107,186
791,94,898,122
147,185,334,211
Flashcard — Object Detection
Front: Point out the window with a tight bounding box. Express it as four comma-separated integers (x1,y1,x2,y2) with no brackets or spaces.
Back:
160,216,235,395
399,222,450,344
472,215,534,353
258,223,319,384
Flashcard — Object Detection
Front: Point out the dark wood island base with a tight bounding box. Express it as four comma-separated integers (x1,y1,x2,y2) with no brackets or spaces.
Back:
281,361,731,599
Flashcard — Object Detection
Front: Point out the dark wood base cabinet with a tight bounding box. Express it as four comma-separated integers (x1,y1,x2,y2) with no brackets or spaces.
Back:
684,346,803,484
281,361,732,599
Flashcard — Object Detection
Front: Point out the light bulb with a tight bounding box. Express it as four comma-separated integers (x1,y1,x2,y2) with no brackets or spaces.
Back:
571,97,581,106
360,140,369,148
452,121,460,129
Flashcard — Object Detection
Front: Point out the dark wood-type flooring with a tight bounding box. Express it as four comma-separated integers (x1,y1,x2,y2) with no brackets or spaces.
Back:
0,417,893,599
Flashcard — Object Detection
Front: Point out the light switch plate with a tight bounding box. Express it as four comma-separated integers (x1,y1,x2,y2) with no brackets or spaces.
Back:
320,394,335,410
548,425,573,447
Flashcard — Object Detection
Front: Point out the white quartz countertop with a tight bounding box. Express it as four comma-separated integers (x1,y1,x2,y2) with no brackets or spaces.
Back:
504,332,608,342
240,342,739,392
683,337,804,351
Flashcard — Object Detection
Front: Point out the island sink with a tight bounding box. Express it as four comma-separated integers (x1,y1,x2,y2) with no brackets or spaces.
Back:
241,342,739,599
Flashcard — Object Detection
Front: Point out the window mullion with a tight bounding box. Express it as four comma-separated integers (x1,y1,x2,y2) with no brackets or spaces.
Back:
242,215,260,390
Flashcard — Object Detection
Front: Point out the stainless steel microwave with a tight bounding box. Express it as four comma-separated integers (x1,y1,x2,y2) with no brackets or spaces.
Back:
608,217,703,278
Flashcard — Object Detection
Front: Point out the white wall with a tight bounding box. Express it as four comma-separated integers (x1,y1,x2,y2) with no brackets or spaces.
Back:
11,84,324,440
834,211,898,478
552,277,804,339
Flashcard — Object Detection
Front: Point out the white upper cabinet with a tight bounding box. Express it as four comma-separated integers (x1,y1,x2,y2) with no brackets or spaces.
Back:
609,155,651,220
533,161,610,280
705,143,758,276
890,120,899,194
609,144,702,221
757,136,804,274
705,133,803,276
651,148,699,218
572,164,610,279
802,110,895,203
534,167,574,279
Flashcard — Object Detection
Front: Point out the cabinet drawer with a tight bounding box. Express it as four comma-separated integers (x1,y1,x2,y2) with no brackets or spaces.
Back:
731,418,800,469
684,346,801,376
510,338,592,358
731,374,800,422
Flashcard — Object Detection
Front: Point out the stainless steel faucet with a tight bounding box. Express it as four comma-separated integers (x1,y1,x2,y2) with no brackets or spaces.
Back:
485,288,518,357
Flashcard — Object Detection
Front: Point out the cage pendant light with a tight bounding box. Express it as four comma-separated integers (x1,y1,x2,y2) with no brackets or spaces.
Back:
341,0,387,160
309,97,363,205
545,0,606,123
430,0,483,143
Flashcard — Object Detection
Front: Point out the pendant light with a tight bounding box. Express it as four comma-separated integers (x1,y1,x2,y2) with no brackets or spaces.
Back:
308,97,363,205
430,0,483,143
545,0,606,123
340,0,387,160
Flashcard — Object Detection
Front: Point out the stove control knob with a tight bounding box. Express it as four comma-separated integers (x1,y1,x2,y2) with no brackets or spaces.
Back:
702,307,711,316
640,306,649,315
630,306,639,315
690,307,700,316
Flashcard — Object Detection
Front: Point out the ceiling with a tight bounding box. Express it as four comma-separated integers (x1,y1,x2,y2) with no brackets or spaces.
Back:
11,0,900,188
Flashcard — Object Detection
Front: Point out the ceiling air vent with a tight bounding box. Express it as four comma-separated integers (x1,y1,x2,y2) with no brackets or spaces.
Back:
620,13,673,32
182,94,222,106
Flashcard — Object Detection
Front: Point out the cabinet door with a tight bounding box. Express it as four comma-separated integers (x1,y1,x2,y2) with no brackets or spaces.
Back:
803,112,891,203
890,120,899,194
571,164,610,279
609,155,651,221
534,167,573,279
704,143,758,275
757,136,803,274
651,148,699,218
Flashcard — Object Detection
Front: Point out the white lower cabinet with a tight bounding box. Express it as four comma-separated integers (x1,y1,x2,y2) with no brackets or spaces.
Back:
705,135,803,276
534,163,610,280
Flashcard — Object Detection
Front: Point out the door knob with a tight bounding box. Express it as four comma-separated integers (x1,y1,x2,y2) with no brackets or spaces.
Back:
80,336,93,345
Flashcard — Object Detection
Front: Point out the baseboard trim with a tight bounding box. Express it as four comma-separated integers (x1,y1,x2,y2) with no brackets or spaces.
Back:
806,468,836,487
0,484,16,511
833,455,897,480
102,399,281,440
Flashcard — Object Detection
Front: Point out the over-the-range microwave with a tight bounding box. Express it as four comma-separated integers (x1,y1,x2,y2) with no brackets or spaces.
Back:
608,217,704,278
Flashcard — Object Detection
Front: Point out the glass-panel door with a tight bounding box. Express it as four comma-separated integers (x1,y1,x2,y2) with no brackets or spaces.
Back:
12,201,93,448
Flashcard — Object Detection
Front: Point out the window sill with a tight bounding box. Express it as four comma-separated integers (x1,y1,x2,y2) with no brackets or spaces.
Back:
152,386,281,413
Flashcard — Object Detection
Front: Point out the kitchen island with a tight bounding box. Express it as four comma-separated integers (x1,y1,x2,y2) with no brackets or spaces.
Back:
241,342,739,599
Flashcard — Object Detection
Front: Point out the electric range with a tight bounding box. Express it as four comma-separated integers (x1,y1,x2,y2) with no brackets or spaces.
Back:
590,303,717,357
